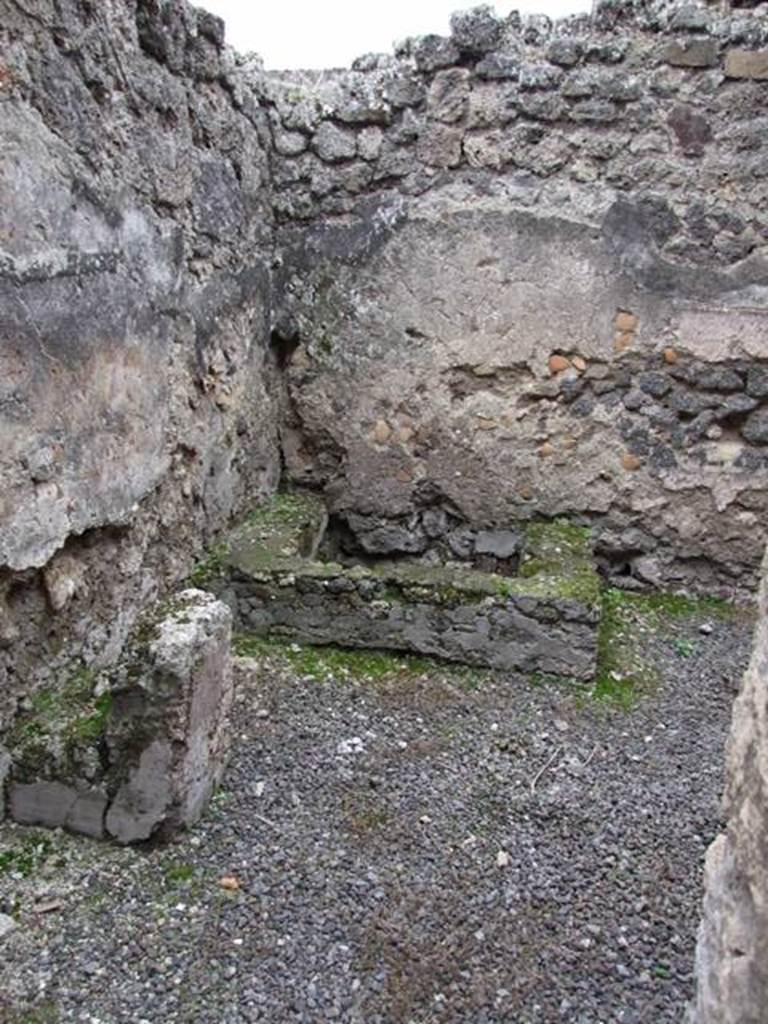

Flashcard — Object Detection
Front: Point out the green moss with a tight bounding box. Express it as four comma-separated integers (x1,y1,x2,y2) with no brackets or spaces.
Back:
70,691,113,742
233,634,486,688
513,519,601,606
0,833,55,879
227,491,327,575
8,666,109,780
243,491,323,531
187,543,228,588
162,861,196,886
586,587,737,709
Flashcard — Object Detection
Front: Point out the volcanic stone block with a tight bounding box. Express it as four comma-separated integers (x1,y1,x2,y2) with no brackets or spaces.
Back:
9,781,107,839
4,590,233,844
105,590,234,843
221,494,602,680
724,49,768,79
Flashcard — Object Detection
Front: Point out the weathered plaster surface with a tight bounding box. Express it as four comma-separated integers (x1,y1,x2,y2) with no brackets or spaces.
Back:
0,0,280,728
692,548,768,1023
265,3,768,594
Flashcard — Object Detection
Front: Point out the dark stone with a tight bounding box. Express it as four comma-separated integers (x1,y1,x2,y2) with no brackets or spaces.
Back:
746,367,768,398
597,73,642,102
663,39,719,67
569,99,620,123
623,390,647,411
475,530,521,559
638,372,672,398
450,6,505,56
742,409,768,444
713,395,759,420
621,423,651,456
691,367,745,392
687,410,717,440
197,11,226,47
447,529,475,559
560,378,586,402
518,63,563,89
421,508,448,538
385,74,426,109
645,406,679,430
668,105,712,157
649,444,678,469
413,35,460,72
475,53,521,79
670,5,712,31
584,39,628,63
571,394,596,417
547,38,583,66
669,388,717,416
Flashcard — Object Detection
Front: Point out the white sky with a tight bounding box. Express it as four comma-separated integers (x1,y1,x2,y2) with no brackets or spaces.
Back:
200,1,590,69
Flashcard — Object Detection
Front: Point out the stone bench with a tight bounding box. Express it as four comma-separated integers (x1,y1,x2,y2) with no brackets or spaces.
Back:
218,494,602,679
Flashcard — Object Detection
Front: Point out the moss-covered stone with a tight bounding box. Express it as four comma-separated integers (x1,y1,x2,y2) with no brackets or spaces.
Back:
221,498,602,677
225,491,328,575
233,634,487,687
514,520,601,606
8,667,108,784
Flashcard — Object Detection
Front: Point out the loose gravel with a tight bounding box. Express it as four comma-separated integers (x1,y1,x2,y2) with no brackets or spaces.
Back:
0,604,754,1024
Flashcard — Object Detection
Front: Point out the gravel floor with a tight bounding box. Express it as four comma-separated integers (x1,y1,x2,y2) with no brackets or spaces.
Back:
0,603,754,1024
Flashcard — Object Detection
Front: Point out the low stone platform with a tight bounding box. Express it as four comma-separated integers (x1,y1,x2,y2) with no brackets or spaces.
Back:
218,494,602,679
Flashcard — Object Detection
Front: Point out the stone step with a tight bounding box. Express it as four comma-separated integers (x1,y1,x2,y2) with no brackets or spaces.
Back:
220,493,602,680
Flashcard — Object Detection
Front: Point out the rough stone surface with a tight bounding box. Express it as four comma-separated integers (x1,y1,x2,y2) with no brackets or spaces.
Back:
105,590,234,843
2,0,768,852
691,548,768,1023
254,2,768,598
220,495,601,679
3,589,233,843
0,0,280,731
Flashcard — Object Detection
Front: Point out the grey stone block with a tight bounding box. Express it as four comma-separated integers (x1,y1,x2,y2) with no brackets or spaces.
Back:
9,781,76,829
9,780,107,838
105,590,234,844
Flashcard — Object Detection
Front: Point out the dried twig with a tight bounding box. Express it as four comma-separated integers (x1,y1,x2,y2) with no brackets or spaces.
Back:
530,745,561,794
580,743,600,770
252,811,280,831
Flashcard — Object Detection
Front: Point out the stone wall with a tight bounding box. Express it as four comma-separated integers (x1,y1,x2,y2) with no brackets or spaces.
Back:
691,545,768,1023
0,0,281,730
1,0,767,752
265,0,768,595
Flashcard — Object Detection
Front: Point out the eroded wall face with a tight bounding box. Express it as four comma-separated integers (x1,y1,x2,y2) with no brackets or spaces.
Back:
268,4,768,594
692,547,768,1024
0,0,280,728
